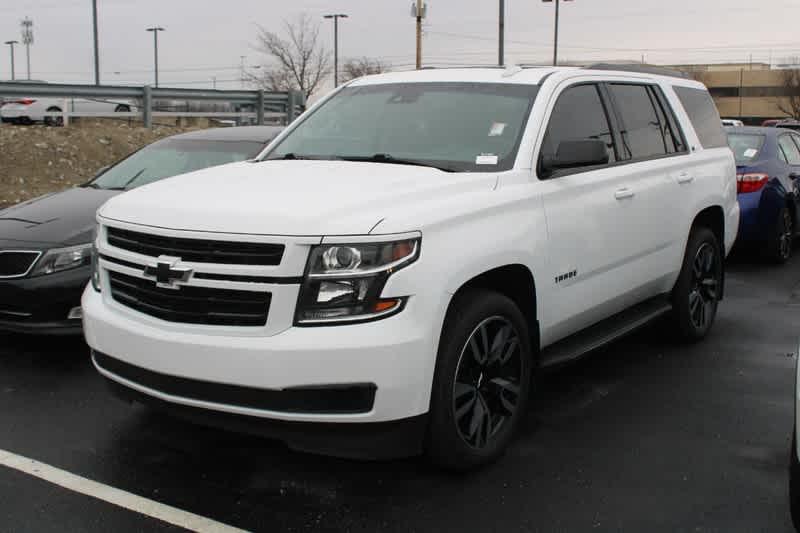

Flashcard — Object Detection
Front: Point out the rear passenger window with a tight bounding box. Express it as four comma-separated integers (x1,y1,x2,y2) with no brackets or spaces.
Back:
779,135,800,165
540,84,616,167
673,86,727,149
609,84,670,159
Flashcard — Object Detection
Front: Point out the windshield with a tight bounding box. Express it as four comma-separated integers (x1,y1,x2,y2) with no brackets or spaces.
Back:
727,133,765,164
264,82,539,172
90,138,265,190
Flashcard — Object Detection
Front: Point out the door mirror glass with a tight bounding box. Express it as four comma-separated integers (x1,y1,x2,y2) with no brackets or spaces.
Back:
543,139,609,173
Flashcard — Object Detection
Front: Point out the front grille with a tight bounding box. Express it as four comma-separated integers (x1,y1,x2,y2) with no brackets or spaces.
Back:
106,227,284,266
109,271,270,326
0,251,40,278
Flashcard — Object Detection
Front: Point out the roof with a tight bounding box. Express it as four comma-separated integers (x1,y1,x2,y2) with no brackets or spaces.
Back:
725,126,780,136
349,65,696,87
169,125,284,143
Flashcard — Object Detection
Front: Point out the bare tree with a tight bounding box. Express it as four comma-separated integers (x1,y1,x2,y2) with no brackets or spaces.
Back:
252,14,332,100
341,57,390,83
776,68,800,120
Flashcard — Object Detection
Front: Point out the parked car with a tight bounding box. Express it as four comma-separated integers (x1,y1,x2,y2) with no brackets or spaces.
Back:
726,126,800,262
0,80,136,126
0,126,283,334
722,119,744,127
83,66,738,470
762,119,800,132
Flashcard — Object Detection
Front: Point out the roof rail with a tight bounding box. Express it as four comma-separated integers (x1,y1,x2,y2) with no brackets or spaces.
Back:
585,63,689,79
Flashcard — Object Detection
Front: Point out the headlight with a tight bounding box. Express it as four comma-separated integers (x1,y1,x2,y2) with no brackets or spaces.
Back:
30,243,93,277
295,238,419,325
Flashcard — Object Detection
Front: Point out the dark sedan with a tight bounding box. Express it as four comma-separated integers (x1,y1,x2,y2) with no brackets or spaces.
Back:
727,126,800,262
0,125,283,334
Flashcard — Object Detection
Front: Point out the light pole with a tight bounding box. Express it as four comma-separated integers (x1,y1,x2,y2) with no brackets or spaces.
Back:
21,18,33,80
543,0,573,66
4,41,19,80
323,14,348,87
146,26,165,87
411,1,426,70
498,0,505,67
92,0,100,84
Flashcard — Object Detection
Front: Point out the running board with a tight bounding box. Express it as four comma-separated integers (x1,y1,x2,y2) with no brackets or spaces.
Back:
539,297,672,369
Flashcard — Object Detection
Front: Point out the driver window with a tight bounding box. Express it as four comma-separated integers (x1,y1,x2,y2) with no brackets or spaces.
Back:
540,84,616,172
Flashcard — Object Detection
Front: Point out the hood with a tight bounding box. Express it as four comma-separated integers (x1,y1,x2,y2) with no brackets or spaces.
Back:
0,187,119,248
98,160,497,236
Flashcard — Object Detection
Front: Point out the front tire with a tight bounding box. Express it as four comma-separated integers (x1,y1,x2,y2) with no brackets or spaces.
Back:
426,289,534,471
669,226,723,342
44,107,63,127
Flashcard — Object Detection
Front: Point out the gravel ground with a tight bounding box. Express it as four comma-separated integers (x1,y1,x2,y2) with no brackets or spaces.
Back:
0,120,202,209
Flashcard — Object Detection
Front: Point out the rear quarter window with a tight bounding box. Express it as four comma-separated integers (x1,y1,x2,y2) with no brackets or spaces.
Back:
673,86,727,149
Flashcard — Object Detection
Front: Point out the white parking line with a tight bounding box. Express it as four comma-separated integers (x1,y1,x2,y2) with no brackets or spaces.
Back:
0,448,249,533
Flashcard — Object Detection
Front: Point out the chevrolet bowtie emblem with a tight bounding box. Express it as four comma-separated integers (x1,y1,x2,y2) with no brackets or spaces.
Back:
143,255,193,289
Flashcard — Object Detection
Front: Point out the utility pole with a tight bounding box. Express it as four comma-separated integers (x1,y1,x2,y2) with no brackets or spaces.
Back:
21,17,33,80
146,26,165,87
4,41,19,80
543,0,573,66
92,0,100,84
412,0,426,70
323,14,348,87
498,0,505,66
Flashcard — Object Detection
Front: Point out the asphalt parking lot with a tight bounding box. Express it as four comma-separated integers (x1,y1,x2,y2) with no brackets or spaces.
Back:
1,253,798,532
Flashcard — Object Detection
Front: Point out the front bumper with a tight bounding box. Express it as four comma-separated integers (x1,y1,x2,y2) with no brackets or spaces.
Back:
82,287,438,426
0,266,89,335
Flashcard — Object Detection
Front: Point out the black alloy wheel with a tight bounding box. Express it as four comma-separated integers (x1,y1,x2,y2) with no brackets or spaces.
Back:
453,316,523,449
688,242,719,330
772,207,794,264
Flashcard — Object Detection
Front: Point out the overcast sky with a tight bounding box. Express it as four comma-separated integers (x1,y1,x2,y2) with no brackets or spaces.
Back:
1,0,800,91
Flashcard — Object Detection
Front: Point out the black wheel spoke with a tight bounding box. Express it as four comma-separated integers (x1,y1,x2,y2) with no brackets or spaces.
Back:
453,316,524,449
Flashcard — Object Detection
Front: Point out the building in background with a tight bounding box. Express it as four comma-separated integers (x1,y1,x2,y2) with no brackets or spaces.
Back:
672,63,794,125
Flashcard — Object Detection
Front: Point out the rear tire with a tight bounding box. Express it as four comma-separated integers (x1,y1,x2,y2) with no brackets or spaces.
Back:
44,106,63,127
791,431,800,531
767,207,793,264
668,226,723,342
426,289,534,471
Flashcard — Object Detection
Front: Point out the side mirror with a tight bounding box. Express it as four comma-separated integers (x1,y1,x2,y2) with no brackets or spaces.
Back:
543,139,609,174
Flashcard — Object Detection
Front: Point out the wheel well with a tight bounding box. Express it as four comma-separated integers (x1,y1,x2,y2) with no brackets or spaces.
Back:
451,265,539,349
692,206,725,253
46,106,61,111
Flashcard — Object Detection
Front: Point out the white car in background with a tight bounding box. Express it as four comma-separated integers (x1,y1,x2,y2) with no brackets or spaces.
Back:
0,80,136,126
721,118,744,127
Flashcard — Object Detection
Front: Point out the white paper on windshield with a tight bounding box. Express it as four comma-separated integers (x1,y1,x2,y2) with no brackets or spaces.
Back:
489,122,507,137
476,154,499,165
743,148,758,158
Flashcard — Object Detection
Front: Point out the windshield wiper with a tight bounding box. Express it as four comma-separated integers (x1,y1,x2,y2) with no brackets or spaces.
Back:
264,153,337,161
117,168,147,190
338,154,457,172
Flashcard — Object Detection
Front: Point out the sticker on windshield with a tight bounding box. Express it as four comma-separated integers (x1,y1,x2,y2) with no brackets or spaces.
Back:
488,122,507,137
743,148,758,158
476,154,499,165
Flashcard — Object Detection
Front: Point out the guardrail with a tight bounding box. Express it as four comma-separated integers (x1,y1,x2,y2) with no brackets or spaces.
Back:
0,82,306,128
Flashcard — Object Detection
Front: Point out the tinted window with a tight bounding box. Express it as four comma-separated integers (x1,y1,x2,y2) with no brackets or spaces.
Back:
540,84,615,169
779,135,800,165
673,86,727,148
91,139,265,190
609,84,669,159
727,133,765,164
267,83,539,172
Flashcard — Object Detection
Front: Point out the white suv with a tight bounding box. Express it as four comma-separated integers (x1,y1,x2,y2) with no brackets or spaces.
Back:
83,65,739,470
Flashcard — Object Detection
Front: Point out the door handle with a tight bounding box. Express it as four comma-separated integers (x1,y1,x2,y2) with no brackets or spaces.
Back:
677,172,695,184
614,188,635,200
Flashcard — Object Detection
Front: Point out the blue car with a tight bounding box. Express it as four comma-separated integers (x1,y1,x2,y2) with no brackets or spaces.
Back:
727,126,800,263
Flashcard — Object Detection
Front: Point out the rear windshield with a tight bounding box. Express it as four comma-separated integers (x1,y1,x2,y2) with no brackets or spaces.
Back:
264,82,540,172
673,86,727,149
727,133,765,164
